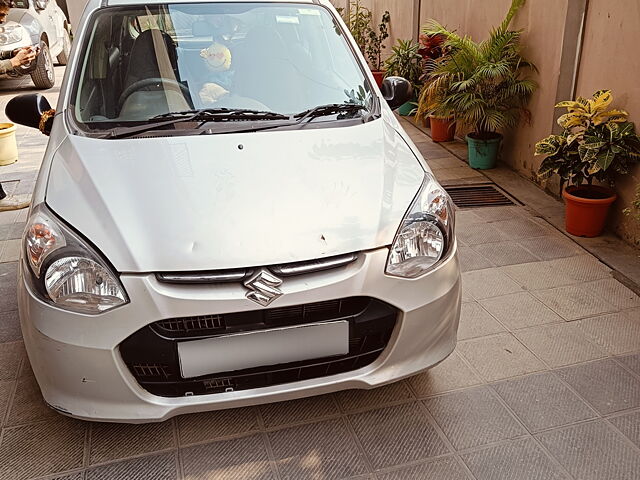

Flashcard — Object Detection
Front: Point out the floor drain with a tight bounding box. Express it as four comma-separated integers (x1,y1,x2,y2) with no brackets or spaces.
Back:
445,184,518,208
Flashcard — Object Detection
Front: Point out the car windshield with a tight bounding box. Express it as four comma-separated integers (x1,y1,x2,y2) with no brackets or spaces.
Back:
71,2,373,131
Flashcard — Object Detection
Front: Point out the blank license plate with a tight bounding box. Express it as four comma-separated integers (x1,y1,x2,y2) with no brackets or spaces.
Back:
178,321,349,379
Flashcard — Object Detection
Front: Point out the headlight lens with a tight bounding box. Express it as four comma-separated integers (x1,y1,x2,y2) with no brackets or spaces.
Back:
0,25,24,45
386,174,455,278
24,205,128,314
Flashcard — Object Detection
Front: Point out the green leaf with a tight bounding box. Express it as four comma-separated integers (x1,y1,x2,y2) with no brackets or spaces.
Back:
596,149,616,171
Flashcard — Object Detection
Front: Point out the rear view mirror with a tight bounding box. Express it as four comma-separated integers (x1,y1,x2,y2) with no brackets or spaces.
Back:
5,93,55,135
381,77,413,111
34,0,48,11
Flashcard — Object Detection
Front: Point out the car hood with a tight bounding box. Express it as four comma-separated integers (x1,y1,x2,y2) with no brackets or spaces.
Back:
46,119,425,272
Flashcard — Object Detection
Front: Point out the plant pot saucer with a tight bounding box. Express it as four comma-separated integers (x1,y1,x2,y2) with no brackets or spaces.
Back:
0,194,31,211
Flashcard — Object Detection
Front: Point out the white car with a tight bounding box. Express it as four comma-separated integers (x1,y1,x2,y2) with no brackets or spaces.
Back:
6,0,461,423
0,0,71,88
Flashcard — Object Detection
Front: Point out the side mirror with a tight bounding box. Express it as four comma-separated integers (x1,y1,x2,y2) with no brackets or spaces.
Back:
381,76,413,111
5,93,55,135
34,0,48,11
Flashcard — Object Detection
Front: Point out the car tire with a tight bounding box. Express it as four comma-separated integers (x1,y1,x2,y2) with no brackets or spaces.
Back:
30,43,55,89
57,28,71,65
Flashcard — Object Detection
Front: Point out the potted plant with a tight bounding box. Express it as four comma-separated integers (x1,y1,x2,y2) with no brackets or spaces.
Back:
340,1,390,88
384,39,423,115
536,90,640,237
422,0,537,165
414,33,448,128
415,72,457,142
366,10,390,87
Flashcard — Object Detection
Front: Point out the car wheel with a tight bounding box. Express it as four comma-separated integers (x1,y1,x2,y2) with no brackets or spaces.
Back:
57,28,71,66
30,43,55,89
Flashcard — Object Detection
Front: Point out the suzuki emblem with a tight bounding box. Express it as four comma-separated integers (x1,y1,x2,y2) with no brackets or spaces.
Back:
244,269,283,307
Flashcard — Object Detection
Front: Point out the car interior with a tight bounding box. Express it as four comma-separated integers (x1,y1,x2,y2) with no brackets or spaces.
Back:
74,4,368,126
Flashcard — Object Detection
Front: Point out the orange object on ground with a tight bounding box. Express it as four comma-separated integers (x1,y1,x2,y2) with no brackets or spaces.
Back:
563,185,617,237
430,116,455,142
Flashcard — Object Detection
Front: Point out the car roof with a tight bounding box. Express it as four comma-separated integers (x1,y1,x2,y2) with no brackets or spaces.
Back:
95,0,322,7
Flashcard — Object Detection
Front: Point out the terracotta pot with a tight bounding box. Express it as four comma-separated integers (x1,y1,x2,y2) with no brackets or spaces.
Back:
372,71,385,88
429,116,455,142
563,185,617,237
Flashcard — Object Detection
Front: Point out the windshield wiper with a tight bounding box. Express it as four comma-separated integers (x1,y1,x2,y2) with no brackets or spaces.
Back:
152,108,289,120
294,103,367,125
103,108,290,139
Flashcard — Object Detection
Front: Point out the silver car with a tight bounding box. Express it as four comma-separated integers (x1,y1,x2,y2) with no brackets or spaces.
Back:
7,0,461,422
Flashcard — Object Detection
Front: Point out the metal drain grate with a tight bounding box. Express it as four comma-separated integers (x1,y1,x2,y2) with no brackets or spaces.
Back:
445,184,516,208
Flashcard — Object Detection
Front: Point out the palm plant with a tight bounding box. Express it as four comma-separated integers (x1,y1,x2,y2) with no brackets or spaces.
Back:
421,0,537,139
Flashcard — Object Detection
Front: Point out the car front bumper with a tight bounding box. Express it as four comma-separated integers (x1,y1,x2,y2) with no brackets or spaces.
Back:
19,246,461,423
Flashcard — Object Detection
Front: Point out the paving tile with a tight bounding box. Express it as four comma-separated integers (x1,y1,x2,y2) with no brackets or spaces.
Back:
409,351,482,397
348,402,448,469
518,234,583,260
458,246,494,272
0,210,19,225
556,359,640,415
455,210,484,227
49,473,84,480
89,421,175,465
260,395,339,428
457,333,546,382
0,310,21,343
472,241,540,267
86,453,177,480
5,372,58,426
584,279,640,309
0,379,13,427
619,353,640,376
492,217,553,240
177,407,260,445
461,438,566,480
0,262,18,312
0,341,24,381
0,222,24,241
578,308,640,355
501,261,575,290
457,223,510,246
0,239,20,263
537,420,640,480
377,457,469,480
0,417,86,480
492,372,596,432
424,386,526,450
548,255,612,283
514,323,606,367
609,411,640,449
181,434,274,480
480,292,563,331
269,419,367,479
471,206,526,222
462,268,523,300
534,284,617,321
457,302,505,340
334,381,413,413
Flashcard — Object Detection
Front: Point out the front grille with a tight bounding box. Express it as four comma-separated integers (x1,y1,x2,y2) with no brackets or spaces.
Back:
151,298,368,340
155,252,359,284
120,297,397,397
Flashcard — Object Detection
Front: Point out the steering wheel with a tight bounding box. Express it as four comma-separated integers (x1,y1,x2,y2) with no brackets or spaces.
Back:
118,77,193,109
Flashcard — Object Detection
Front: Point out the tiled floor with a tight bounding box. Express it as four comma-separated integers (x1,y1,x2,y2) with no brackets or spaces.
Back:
1,81,640,479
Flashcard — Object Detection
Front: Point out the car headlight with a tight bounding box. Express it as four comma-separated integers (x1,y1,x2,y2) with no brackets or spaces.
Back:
23,204,128,314
0,24,24,45
386,174,455,278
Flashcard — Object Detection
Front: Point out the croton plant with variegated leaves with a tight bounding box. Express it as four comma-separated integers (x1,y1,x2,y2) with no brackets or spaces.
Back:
535,90,640,193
